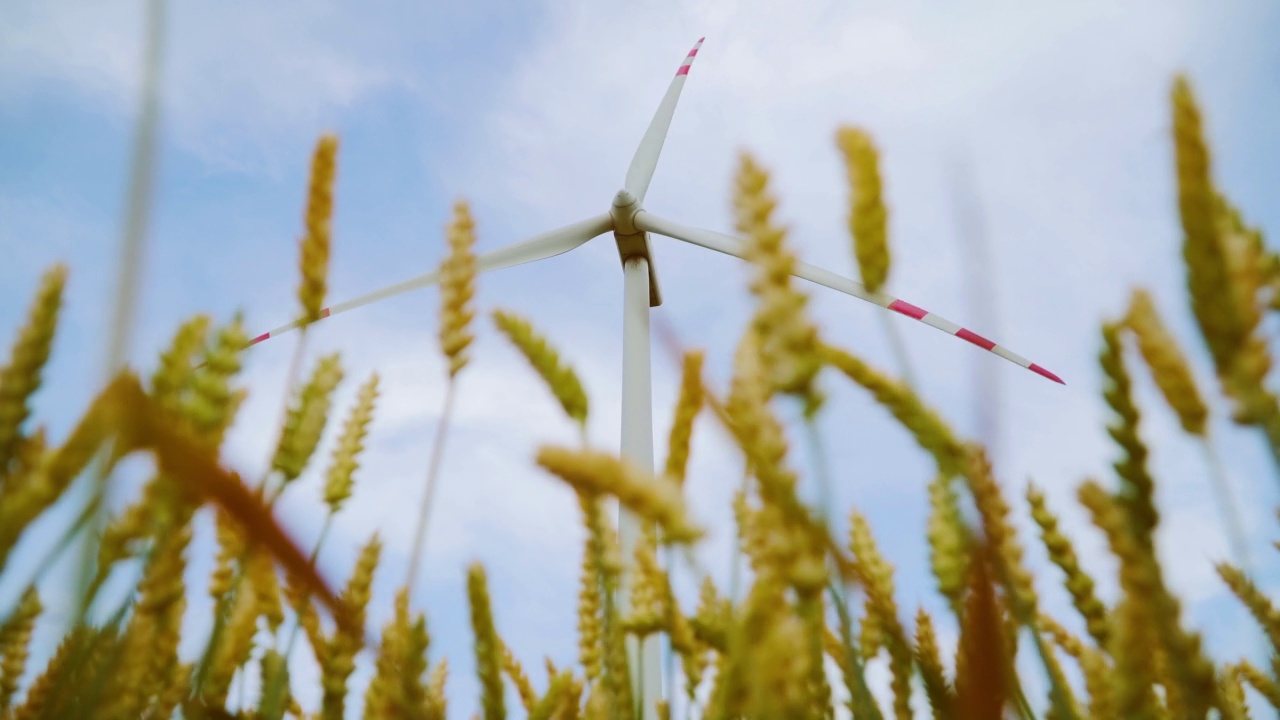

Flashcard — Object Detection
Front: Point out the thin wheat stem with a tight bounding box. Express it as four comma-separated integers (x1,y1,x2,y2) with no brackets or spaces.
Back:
406,379,458,596
191,558,251,697
661,543,676,720
637,643,647,720
278,513,333,661
75,0,168,626
802,408,855,634
264,331,311,499
801,411,836,533
879,311,918,392
1200,435,1251,572
827,579,884,720
191,318,312,705
1260,407,1280,488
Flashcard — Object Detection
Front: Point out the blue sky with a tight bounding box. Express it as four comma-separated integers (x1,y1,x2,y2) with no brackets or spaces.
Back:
3,0,1280,717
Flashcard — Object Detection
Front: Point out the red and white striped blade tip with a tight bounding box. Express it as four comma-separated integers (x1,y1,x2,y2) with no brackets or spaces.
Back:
887,299,1065,385
245,307,332,349
676,38,705,76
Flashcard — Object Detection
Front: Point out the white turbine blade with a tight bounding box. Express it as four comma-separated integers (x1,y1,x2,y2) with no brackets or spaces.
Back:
623,37,704,204
635,211,1064,385
246,213,613,349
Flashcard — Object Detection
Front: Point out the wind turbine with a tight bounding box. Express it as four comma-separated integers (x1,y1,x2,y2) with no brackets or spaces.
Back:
246,37,1062,718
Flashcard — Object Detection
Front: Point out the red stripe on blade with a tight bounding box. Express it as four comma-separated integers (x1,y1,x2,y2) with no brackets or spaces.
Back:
1029,364,1065,385
321,307,331,318
676,65,691,76
956,328,996,350
249,332,270,345
888,299,927,320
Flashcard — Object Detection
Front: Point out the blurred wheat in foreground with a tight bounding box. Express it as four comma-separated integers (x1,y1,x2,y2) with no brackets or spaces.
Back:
1,74,1278,720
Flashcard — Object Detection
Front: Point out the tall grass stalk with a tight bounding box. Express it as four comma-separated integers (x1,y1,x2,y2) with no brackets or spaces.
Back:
1200,437,1252,572
407,379,459,596
76,0,168,622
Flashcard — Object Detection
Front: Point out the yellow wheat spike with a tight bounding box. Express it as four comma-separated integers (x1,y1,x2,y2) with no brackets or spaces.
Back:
324,372,379,514
836,126,891,293
440,200,478,378
1124,289,1209,435
926,474,970,616
1234,661,1280,711
1,428,45,505
0,370,131,567
1099,321,1218,715
849,511,912,720
732,152,823,410
468,563,507,720
208,509,243,603
1172,77,1274,430
576,534,603,681
203,577,262,705
492,309,589,428
1099,321,1159,544
1038,613,1113,720
1217,562,1280,654
1026,483,1109,649
1215,196,1276,424
794,590,833,714
718,330,836,593
663,349,705,487
537,446,703,543
914,608,954,719
961,447,1038,622
271,353,344,484
248,549,285,633
185,317,249,446
258,650,291,720
150,314,212,413
135,524,193,710
502,643,538,714
1218,666,1252,720
13,626,95,720
624,523,666,638
426,659,449,720
749,612,813,718
298,134,338,325
723,330,794,496
692,576,730,654
1173,76,1235,367
364,587,431,719
822,343,967,476
323,534,382,719
0,587,41,711
0,264,66,471
1080,480,1215,717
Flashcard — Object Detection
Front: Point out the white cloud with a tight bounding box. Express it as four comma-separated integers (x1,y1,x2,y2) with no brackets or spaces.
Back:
0,1,426,175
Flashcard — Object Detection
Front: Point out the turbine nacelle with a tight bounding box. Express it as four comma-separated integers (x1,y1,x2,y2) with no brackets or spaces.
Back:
611,188,662,307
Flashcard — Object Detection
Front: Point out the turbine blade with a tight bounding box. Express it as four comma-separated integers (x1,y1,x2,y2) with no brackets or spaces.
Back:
623,37,704,203
635,211,1064,385
246,213,613,349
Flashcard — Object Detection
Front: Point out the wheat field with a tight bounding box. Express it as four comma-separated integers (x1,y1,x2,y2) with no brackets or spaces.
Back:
2,65,1279,719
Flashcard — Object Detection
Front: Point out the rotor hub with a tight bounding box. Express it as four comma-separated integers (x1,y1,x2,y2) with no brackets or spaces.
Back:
610,188,662,307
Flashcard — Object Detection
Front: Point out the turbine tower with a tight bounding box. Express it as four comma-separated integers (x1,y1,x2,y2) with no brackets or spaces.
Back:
246,37,1062,719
